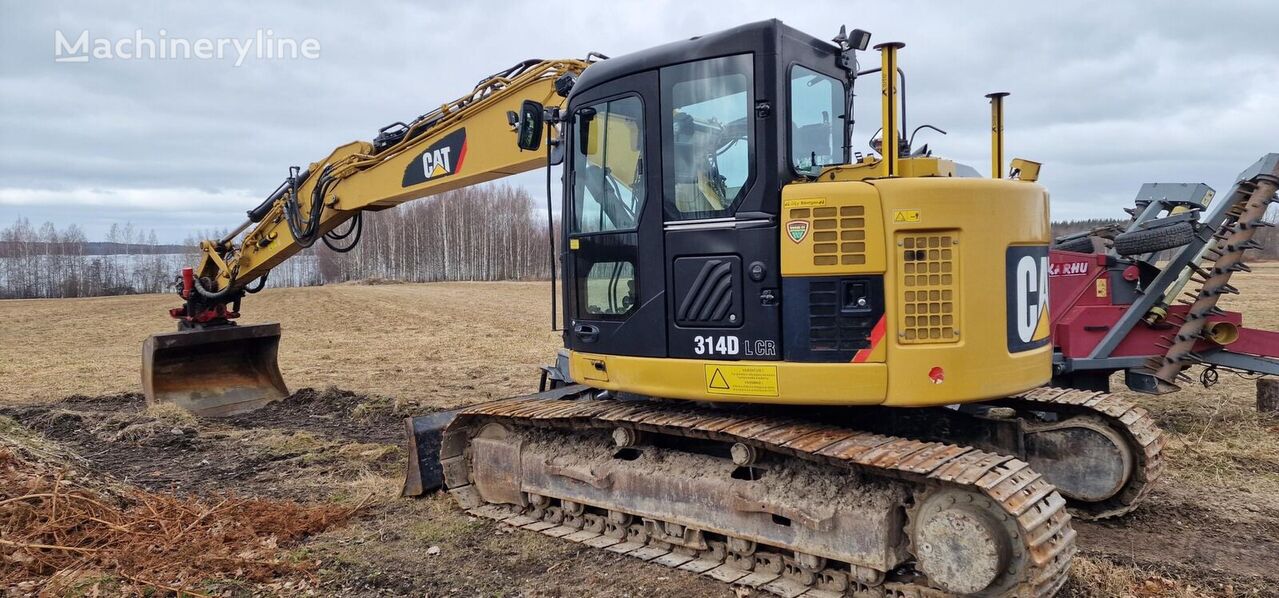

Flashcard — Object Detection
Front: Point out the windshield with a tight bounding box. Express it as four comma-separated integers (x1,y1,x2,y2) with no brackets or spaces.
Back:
790,65,846,175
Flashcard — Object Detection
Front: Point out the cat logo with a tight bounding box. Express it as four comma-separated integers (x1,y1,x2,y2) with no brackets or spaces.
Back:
402,128,468,187
1005,246,1051,352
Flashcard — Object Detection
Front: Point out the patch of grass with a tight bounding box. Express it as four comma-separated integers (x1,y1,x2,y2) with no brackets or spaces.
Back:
326,470,401,504
43,570,124,597
143,402,197,427
348,391,406,422
252,430,327,457
1068,557,1207,598
404,497,490,542
336,442,398,464
1114,369,1279,497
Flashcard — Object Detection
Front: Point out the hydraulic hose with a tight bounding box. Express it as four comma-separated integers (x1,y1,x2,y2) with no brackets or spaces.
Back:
191,264,240,301
321,212,363,253
284,165,334,248
244,273,269,294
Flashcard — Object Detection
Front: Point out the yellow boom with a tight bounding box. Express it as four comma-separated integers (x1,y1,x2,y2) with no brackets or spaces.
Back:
192,58,589,293
147,58,589,416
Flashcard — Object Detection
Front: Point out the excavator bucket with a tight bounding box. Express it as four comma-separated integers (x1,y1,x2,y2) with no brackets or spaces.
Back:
142,323,289,417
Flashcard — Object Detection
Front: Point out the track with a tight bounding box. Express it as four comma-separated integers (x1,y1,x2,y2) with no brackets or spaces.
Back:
441,392,1076,597
1002,387,1165,520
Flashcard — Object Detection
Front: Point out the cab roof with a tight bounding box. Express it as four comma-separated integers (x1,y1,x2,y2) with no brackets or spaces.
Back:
572,19,839,97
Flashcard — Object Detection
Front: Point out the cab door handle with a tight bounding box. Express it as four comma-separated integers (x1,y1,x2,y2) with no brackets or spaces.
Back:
574,324,599,343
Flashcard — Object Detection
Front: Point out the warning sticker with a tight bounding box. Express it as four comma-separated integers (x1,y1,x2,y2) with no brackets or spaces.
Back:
704,365,779,397
893,209,921,223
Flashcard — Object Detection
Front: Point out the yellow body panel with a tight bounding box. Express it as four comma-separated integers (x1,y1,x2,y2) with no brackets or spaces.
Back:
576,176,1053,408
815,155,958,182
569,352,888,405
781,184,887,276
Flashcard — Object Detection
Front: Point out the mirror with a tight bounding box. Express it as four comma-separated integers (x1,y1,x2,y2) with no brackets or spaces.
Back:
517,99,544,151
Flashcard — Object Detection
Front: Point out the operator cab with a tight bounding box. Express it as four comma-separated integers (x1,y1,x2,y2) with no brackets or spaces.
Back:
555,19,849,361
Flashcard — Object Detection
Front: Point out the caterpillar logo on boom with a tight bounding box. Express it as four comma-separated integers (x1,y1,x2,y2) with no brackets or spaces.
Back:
1005,246,1051,352
402,128,468,187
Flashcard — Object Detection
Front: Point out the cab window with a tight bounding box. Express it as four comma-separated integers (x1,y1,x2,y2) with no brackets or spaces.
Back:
571,96,645,234
661,54,753,220
790,65,845,175
580,260,635,317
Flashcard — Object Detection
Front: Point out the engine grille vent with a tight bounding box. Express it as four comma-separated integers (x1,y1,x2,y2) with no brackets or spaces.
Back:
807,280,875,352
897,232,959,344
790,205,867,267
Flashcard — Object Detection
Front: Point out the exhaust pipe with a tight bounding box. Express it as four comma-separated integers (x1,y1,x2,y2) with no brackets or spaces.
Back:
142,322,289,417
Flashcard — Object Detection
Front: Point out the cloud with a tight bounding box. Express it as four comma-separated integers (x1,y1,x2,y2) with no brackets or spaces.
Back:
0,186,257,210
1,0,1276,242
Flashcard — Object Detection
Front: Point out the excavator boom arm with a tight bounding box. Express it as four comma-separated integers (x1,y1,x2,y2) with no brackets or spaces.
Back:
147,58,589,417
188,58,589,299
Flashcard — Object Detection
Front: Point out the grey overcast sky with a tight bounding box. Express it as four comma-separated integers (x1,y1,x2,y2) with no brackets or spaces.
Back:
1,1,1276,242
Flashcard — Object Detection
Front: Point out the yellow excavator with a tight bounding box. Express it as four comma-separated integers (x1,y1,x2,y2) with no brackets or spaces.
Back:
142,20,1216,597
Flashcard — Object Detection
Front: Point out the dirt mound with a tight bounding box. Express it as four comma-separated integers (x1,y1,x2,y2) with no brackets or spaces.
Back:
0,433,360,596
225,386,417,445
0,389,409,500
60,392,145,412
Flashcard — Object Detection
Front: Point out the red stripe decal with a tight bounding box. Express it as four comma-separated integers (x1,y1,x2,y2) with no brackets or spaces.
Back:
455,139,468,172
852,315,887,363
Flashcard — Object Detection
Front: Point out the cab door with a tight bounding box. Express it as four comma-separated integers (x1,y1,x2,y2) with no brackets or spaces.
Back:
659,54,782,361
563,73,667,358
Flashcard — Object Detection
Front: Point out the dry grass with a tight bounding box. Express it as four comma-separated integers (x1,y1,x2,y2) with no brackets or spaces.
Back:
0,282,562,407
1,266,1276,596
1107,261,1279,496
1068,557,1210,598
0,439,362,596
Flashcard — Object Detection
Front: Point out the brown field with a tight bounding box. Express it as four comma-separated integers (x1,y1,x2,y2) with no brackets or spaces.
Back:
2,265,1278,597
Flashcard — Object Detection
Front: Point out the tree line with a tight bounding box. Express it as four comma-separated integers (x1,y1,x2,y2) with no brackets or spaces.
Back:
0,184,555,300
1,183,1273,300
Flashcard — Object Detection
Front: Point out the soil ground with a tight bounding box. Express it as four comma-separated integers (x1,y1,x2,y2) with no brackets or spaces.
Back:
2,268,1278,596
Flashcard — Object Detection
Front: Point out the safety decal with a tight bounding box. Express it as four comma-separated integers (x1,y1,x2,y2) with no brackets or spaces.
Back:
783,198,826,208
893,209,921,223
786,220,810,243
704,364,779,397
